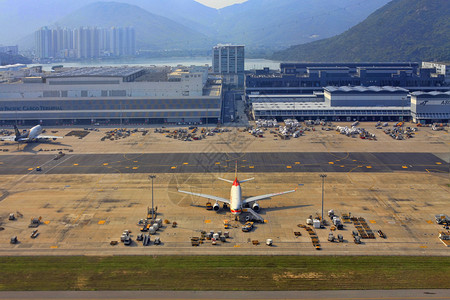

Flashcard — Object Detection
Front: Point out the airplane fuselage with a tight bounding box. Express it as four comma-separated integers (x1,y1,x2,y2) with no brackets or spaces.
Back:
177,171,297,217
27,125,43,140
15,125,42,141
0,124,63,143
230,179,243,215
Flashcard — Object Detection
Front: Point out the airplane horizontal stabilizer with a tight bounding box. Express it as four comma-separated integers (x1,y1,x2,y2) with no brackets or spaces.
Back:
218,177,234,184
240,178,254,183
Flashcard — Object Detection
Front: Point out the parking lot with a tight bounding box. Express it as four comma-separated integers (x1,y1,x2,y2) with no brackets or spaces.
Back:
0,121,448,156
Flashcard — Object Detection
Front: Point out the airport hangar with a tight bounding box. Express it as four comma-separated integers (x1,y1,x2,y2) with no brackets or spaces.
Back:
249,86,450,124
0,66,222,126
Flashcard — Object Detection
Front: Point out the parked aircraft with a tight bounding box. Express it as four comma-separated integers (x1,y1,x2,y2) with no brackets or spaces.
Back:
0,125,63,142
178,164,298,220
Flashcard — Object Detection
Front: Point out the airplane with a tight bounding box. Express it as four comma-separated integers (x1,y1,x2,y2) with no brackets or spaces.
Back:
0,125,63,142
178,163,298,221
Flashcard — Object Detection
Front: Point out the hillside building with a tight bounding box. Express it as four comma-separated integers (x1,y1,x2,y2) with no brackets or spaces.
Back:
0,45,19,56
280,62,420,75
422,62,450,84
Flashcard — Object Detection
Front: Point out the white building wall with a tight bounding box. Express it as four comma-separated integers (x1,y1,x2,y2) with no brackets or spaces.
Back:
0,74,204,100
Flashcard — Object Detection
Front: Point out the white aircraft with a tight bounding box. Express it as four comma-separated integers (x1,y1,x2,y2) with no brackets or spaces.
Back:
0,125,63,142
178,164,298,220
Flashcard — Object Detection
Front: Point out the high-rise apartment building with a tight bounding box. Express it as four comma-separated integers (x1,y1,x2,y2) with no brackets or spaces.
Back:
35,27,53,58
34,27,135,59
212,44,245,87
110,27,135,57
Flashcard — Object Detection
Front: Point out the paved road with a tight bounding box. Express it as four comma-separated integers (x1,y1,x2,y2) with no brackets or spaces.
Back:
0,152,447,175
0,290,449,299
221,91,236,123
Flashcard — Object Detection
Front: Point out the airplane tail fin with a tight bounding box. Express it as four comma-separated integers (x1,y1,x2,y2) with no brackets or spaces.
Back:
218,161,253,184
13,125,20,138
234,161,253,183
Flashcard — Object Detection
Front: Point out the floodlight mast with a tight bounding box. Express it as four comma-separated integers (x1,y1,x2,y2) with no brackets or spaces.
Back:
320,174,327,223
149,175,156,220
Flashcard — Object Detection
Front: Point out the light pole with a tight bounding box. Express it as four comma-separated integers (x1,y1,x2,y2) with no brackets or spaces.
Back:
149,175,156,220
320,174,327,223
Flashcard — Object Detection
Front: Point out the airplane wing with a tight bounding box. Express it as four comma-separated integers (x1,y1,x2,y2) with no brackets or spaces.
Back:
0,136,16,141
243,188,297,204
35,135,63,139
178,189,230,204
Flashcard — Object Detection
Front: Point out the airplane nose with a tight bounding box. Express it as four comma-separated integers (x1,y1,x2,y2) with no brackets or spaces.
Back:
231,208,242,215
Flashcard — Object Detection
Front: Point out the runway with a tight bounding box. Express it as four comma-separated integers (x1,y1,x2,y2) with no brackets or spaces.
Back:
0,152,448,175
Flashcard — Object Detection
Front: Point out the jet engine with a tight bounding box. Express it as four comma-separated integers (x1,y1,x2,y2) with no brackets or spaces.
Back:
252,202,260,212
213,202,220,211
223,203,228,209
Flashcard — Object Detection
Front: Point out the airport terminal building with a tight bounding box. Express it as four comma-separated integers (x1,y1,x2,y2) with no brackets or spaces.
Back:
247,62,449,123
410,91,450,123
246,62,446,96
0,66,222,125
251,85,450,123
252,86,414,122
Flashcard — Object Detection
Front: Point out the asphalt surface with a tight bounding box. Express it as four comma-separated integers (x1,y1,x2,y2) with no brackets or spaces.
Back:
0,290,449,299
221,91,236,123
0,152,448,175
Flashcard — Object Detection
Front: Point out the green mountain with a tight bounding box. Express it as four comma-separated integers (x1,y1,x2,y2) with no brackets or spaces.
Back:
272,0,450,62
217,0,391,49
52,1,213,50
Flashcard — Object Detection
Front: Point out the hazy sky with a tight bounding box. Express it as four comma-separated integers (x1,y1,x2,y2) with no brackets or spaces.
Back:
195,0,247,9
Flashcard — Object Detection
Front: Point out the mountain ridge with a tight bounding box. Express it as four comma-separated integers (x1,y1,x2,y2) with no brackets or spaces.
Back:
5,0,391,52
272,0,450,62
38,1,214,51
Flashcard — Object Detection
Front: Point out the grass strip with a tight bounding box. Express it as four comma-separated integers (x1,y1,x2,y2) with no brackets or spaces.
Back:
0,256,449,291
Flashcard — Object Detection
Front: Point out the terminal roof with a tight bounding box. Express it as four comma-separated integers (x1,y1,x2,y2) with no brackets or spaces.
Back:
252,102,408,111
411,91,450,96
46,67,144,78
325,86,409,93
